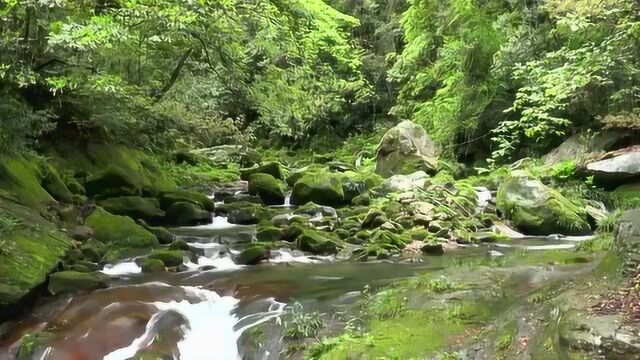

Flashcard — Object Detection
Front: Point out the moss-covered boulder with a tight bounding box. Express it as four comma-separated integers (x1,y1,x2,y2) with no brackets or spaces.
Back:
496,173,591,235
84,207,159,252
99,196,166,224
0,201,72,319
248,173,286,205
148,250,184,267
236,245,269,265
218,201,274,225
352,192,370,206
296,229,342,255
256,222,284,242
159,190,215,212
291,173,345,206
141,258,166,273
85,165,140,199
611,182,640,209
0,155,54,208
41,165,73,203
169,239,190,251
48,271,108,295
164,202,212,226
136,220,175,245
375,120,439,178
240,162,284,181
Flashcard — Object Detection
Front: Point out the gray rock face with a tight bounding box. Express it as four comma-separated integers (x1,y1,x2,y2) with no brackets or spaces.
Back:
374,171,429,195
615,208,640,275
587,150,640,186
544,131,625,166
375,121,438,178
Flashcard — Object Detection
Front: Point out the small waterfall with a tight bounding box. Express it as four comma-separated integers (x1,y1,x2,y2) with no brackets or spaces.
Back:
104,287,285,360
474,186,492,213
102,261,142,276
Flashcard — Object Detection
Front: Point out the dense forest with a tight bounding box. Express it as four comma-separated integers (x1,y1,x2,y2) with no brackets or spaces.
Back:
1,0,640,359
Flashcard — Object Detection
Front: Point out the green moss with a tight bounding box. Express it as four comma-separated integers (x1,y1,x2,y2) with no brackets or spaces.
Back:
248,173,287,205
84,207,159,255
148,250,184,267
291,173,345,206
0,200,71,309
256,222,284,242
41,164,73,203
240,162,284,180
611,182,640,209
159,190,215,212
141,258,166,273
236,245,268,265
99,196,165,224
296,229,343,254
47,271,108,295
165,201,211,226
0,155,53,208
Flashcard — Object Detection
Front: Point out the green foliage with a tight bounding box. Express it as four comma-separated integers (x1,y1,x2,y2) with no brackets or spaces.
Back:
285,302,325,340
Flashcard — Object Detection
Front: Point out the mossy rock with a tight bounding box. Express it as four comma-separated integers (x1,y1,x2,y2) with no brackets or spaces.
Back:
159,190,215,212
41,165,73,203
236,245,269,265
0,155,54,208
164,201,212,226
219,201,275,225
375,121,439,178
99,196,166,224
79,243,105,263
84,207,159,253
296,229,343,255
148,250,184,267
291,173,345,206
48,271,108,295
137,220,175,245
248,173,286,205
141,258,166,273
352,192,371,206
85,165,140,199
172,150,200,165
0,200,72,317
64,176,86,195
611,182,640,209
256,222,284,242
496,173,591,236
240,162,284,181
169,239,190,251
370,229,407,250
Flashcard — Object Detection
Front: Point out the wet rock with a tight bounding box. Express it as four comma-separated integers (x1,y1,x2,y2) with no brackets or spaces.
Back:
240,162,284,181
141,258,166,273
70,225,94,241
420,243,444,256
248,173,286,205
137,219,175,245
375,120,438,177
294,202,338,219
164,202,212,226
374,171,429,195
48,271,108,295
291,173,345,206
587,147,640,187
169,239,190,251
496,172,590,235
148,250,184,267
236,245,269,265
159,190,215,212
615,209,640,275
296,230,342,255
256,222,284,242
220,201,274,225
99,196,165,224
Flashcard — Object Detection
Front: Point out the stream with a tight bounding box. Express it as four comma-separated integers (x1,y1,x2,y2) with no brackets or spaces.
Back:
0,195,589,360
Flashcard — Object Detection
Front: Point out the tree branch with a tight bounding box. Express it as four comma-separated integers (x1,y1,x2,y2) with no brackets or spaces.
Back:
154,48,193,102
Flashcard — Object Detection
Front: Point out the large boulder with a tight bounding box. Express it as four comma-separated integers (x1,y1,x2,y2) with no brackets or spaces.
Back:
41,165,73,203
587,148,640,187
236,245,269,265
496,172,591,236
296,229,342,255
375,121,438,178
217,201,274,225
99,196,165,224
84,207,159,252
240,162,284,181
544,131,625,166
373,171,429,196
248,173,286,205
291,173,345,206
164,202,212,226
85,166,140,199
159,190,215,212
48,271,108,295
614,209,640,275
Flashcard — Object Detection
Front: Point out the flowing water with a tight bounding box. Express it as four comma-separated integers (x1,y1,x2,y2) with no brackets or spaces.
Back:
0,191,588,360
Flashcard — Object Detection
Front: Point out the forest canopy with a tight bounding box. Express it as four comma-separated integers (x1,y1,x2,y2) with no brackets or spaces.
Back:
1,0,639,164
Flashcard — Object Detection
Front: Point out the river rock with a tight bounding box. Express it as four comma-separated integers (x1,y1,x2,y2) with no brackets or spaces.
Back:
85,165,140,199
219,201,274,225
99,196,166,224
141,258,166,273
375,120,438,178
373,171,429,195
291,173,345,206
587,147,640,187
544,131,625,166
164,202,212,226
70,225,94,242
614,208,640,275
240,162,284,181
420,243,444,256
496,172,590,235
256,222,284,242
248,173,286,205
159,190,215,212
148,250,184,267
48,271,108,295
84,207,159,251
236,245,269,265
296,229,342,255
137,219,175,245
